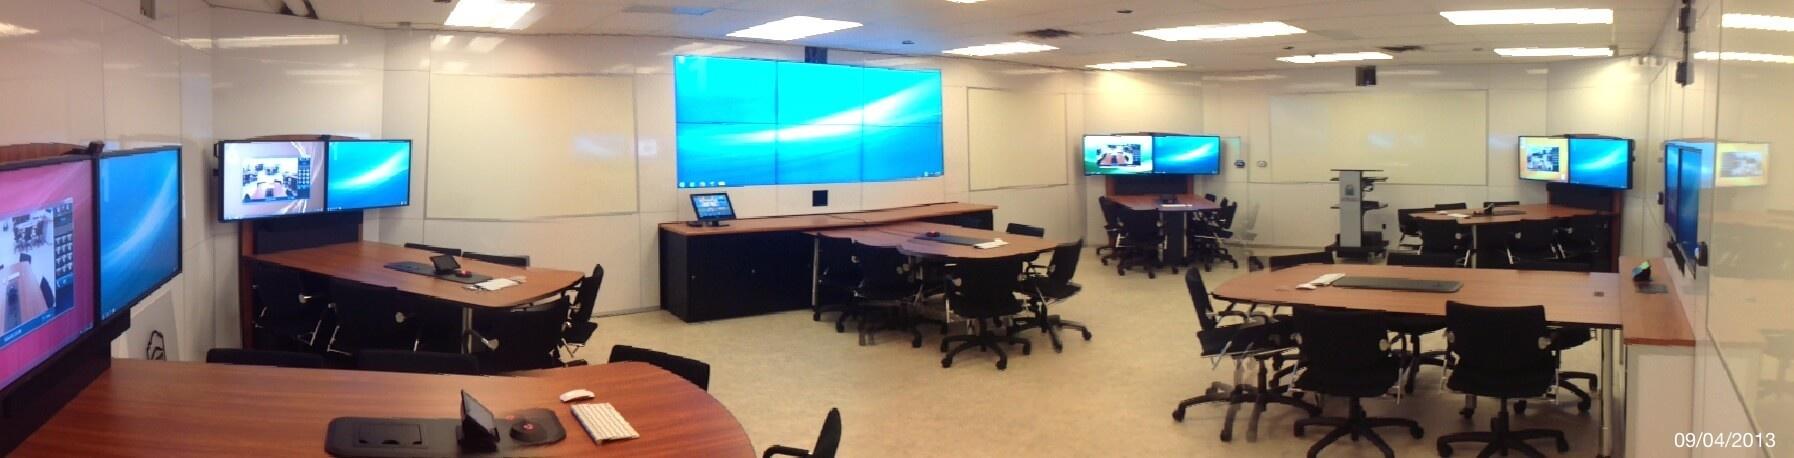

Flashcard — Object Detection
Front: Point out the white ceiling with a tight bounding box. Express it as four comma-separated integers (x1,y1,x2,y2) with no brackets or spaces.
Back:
205,0,1677,72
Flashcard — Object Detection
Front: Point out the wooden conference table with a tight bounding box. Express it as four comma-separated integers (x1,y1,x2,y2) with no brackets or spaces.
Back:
1412,203,1608,267
1211,260,1690,458
1107,194,1223,265
808,221,1062,260
13,359,754,457
252,242,586,352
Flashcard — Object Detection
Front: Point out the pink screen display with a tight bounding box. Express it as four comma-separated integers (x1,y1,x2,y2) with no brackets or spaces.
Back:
0,160,95,391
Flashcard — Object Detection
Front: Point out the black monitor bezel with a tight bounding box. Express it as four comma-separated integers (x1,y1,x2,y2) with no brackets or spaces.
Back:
690,192,737,221
93,145,185,324
0,154,100,398
1149,134,1223,176
1566,136,1635,190
322,139,414,213
215,139,330,223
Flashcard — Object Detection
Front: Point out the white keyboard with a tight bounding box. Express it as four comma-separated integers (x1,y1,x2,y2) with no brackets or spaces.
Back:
571,403,640,442
1297,273,1346,290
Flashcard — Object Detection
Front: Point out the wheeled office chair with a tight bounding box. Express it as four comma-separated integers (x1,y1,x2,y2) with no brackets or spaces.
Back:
1417,218,1472,266
1395,207,1431,252
463,252,530,268
1290,306,1424,458
610,345,712,390
1434,202,1469,211
403,243,462,256
1173,270,1316,442
1096,196,1124,262
1014,240,1091,353
1006,223,1048,267
840,243,925,347
1189,200,1241,271
1437,302,1571,457
561,264,605,356
940,256,1032,370
206,348,327,369
1482,201,1520,208
763,408,841,458
249,262,332,352
357,349,481,375
481,299,572,372
812,236,862,324
1267,251,1334,271
324,280,416,356
1113,205,1171,278
1383,252,1457,393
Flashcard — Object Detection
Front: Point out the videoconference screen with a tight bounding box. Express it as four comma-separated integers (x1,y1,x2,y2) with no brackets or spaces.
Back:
1664,140,1711,256
1519,136,1570,182
1152,135,1222,175
1567,138,1633,190
674,56,945,188
1083,135,1154,175
97,148,182,320
220,141,325,221
0,159,94,391
1716,142,1769,188
326,140,413,211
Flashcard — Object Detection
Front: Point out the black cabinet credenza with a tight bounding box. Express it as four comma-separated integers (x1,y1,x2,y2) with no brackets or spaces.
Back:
659,203,995,322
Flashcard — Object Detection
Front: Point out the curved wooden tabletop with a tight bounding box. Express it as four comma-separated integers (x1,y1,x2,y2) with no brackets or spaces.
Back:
1212,263,1623,328
1411,203,1607,226
1107,194,1221,212
14,359,754,457
811,221,1061,259
252,242,585,309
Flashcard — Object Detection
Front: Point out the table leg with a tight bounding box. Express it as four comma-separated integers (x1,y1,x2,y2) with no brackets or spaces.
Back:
810,238,821,309
1470,225,1480,268
1163,212,1187,266
462,308,474,354
1598,328,1613,458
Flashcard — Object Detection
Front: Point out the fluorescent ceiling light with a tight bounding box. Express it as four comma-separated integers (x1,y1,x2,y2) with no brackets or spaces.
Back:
1135,21,1306,42
1441,8,1612,25
942,41,1057,56
1276,51,1392,64
1087,60,1187,70
727,16,862,41
1695,51,1794,64
1723,14,1794,32
946,0,985,3
1493,47,1613,57
1202,74,1286,82
182,34,344,49
660,42,744,56
445,0,537,30
0,22,38,37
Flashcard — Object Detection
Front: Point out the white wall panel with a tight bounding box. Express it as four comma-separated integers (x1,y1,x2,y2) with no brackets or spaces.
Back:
1270,90,1489,185
968,88,1068,190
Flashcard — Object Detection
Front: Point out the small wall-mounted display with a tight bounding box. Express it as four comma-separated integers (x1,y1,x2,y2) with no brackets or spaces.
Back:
1518,136,1570,182
96,146,182,321
216,139,414,222
1082,135,1154,176
1715,142,1769,188
1515,135,1634,190
1151,135,1222,175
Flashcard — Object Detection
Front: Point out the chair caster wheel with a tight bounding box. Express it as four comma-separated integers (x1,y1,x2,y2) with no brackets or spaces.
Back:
1459,407,1474,418
940,359,952,368
1080,330,1093,340
1438,445,1454,457
1294,425,1305,437
1051,344,1063,353
1578,400,1592,413
1556,438,1571,453
911,339,922,349
1147,272,1156,279
835,323,845,333
1021,346,1032,356
995,361,1007,370
1410,426,1424,439
1515,400,1528,415
1172,409,1186,422
1219,430,1231,442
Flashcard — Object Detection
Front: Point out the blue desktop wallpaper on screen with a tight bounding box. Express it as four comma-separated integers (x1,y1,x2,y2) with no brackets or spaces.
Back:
327,141,412,211
1153,136,1221,174
1568,138,1632,189
674,56,944,188
98,149,181,319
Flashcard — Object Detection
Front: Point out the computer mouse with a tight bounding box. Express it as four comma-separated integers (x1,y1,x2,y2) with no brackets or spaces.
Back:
510,419,551,443
455,269,472,278
925,231,941,237
559,389,595,403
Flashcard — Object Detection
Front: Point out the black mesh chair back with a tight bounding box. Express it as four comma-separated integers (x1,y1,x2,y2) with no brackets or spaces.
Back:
568,264,605,324
328,280,413,352
464,252,530,268
206,348,326,368
484,299,573,372
1386,252,1462,268
1482,201,1520,208
1005,223,1046,237
404,243,463,256
852,243,915,300
766,408,842,458
1418,219,1470,254
1205,193,1218,202
1434,202,1469,210
1219,197,1232,208
1184,269,1220,331
357,349,481,375
1511,219,1559,253
1042,240,1083,288
1268,251,1334,271
610,345,712,390
1396,207,1429,237
1444,301,1554,397
1292,306,1397,395
1097,196,1124,230
251,262,323,320
1115,207,1163,240
1511,260,1592,272
1214,201,1239,230
945,256,1026,319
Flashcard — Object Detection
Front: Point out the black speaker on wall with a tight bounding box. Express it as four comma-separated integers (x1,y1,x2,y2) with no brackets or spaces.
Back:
804,47,828,64
1355,65,1377,87
1676,60,1692,86
812,190,829,207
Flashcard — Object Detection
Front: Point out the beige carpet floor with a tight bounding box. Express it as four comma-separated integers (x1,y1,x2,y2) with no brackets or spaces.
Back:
581,249,1603,457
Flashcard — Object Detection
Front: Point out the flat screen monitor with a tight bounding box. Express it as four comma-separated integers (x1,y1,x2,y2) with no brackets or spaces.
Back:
1715,142,1769,187
1152,135,1222,175
1567,137,1633,190
1671,141,1713,257
691,193,736,221
0,157,95,393
325,140,413,211
97,147,182,321
219,141,326,221
1083,135,1154,175
1518,136,1570,182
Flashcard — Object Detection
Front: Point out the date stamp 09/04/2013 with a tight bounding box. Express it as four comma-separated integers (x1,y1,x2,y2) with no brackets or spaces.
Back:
1674,432,1776,449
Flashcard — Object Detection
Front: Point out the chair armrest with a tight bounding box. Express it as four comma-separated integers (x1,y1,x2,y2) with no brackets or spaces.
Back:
764,446,812,458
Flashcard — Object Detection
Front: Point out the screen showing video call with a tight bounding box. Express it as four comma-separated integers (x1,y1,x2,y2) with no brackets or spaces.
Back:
1716,142,1770,188
1083,135,1155,175
1519,136,1570,182
220,141,326,221
0,159,95,391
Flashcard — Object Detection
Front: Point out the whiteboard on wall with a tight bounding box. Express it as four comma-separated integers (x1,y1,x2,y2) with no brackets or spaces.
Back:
427,74,638,219
1269,91,1488,185
968,88,1068,190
